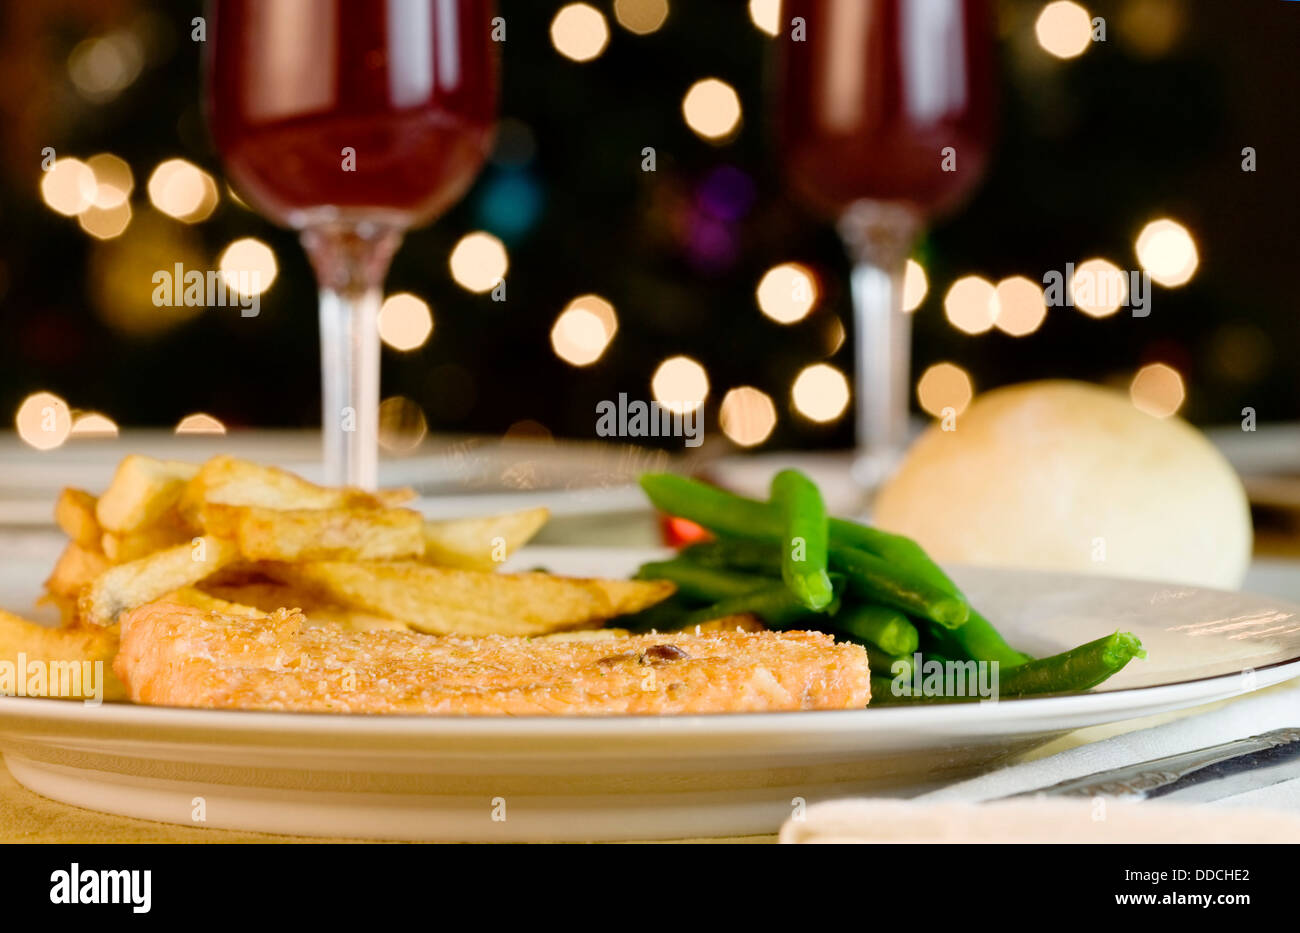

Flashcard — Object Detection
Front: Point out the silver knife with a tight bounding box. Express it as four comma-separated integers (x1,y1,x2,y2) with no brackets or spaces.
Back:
1003,727,1300,803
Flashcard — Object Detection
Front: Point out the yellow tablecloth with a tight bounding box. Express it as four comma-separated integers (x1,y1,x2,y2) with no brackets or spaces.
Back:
0,759,775,843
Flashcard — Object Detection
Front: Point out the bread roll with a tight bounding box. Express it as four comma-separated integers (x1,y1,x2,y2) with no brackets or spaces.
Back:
873,380,1252,589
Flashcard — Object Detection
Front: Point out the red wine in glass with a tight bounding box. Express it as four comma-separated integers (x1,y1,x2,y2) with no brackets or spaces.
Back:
208,0,498,486
779,0,996,486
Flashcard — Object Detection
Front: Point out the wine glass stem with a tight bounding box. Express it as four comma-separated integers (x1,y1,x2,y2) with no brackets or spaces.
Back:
301,224,403,489
838,202,922,488
850,259,910,470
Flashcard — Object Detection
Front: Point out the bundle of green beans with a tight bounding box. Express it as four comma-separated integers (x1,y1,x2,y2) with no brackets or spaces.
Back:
632,471,1146,705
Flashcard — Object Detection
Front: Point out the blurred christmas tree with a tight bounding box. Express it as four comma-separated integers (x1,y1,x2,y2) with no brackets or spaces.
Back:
0,0,1297,448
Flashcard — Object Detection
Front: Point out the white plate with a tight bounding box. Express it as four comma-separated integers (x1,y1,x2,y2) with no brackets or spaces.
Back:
1,545,1299,841
0,432,651,524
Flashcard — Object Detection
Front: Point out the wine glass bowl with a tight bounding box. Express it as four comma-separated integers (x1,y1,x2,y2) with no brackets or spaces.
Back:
779,0,996,488
206,0,498,486
779,0,995,223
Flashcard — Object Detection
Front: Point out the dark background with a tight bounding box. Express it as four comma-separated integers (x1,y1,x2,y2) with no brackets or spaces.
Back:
0,0,1296,448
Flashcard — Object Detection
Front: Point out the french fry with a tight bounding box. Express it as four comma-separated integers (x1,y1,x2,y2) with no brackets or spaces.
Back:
199,503,424,561
197,580,408,632
375,487,418,508
102,521,191,563
263,561,676,637
0,610,125,701
42,597,80,626
44,542,111,601
181,455,405,515
421,507,550,570
54,488,101,549
95,455,198,534
79,536,240,627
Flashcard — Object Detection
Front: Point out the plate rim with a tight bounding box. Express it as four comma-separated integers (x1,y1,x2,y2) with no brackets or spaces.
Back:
1,659,1295,739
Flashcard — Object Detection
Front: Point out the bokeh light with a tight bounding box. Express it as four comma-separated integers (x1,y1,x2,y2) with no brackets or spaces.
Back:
67,31,143,103
175,413,226,434
944,275,998,334
1135,218,1199,287
40,158,97,216
88,212,206,337
1036,1,1093,59
994,276,1048,336
552,295,617,366
449,231,508,293
185,174,219,222
218,238,278,296
378,293,434,351
652,356,710,414
682,78,742,141
550,3,610,62
902,259,929,312
15,392,72,451
614,0,669,35
756,262,818,324
824,317,846,354
917,363,974,417
504,420,553,444
378,396,428,452
1071,257,1127,317
87,154,133,209
748,0,781,36
1209,323,1270,384
791,363,850,423
1130,363,1185,418
1116,0,1184,58
70,413,118,438
78,200,132,240
148,159,218,222
719,386,777,446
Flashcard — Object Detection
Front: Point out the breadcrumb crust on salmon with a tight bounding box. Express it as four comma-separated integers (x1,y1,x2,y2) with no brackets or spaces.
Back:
115,600,871,715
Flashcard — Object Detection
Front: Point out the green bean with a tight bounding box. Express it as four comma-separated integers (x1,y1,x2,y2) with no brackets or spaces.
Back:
681,539,782,574
640,474,783,540
634,560,773,603
615,593,697,633
944,610,1032,667
998,632,1145,697
861,643,913,682
870,676,905,704
642,474,929,565
686,537,962,631
832,604,919,656
829,546,968,628
680,581,841,630
770,469,834,611
918,649,956,666
827,520,935,572
640,473,1015,655
831,522,1030,667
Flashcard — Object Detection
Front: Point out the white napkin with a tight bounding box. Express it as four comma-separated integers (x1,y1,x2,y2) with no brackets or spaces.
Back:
779,797,1300,844
781,682,1300,843
915,682,1300,808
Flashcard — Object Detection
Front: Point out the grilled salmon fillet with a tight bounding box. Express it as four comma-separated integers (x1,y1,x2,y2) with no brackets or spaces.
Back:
115,600,871,714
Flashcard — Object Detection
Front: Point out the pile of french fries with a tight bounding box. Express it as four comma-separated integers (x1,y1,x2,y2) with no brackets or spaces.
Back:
3,454,676,702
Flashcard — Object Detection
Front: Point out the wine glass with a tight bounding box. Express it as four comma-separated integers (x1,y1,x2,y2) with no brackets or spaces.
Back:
779,0,996,487
207,0,498,487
